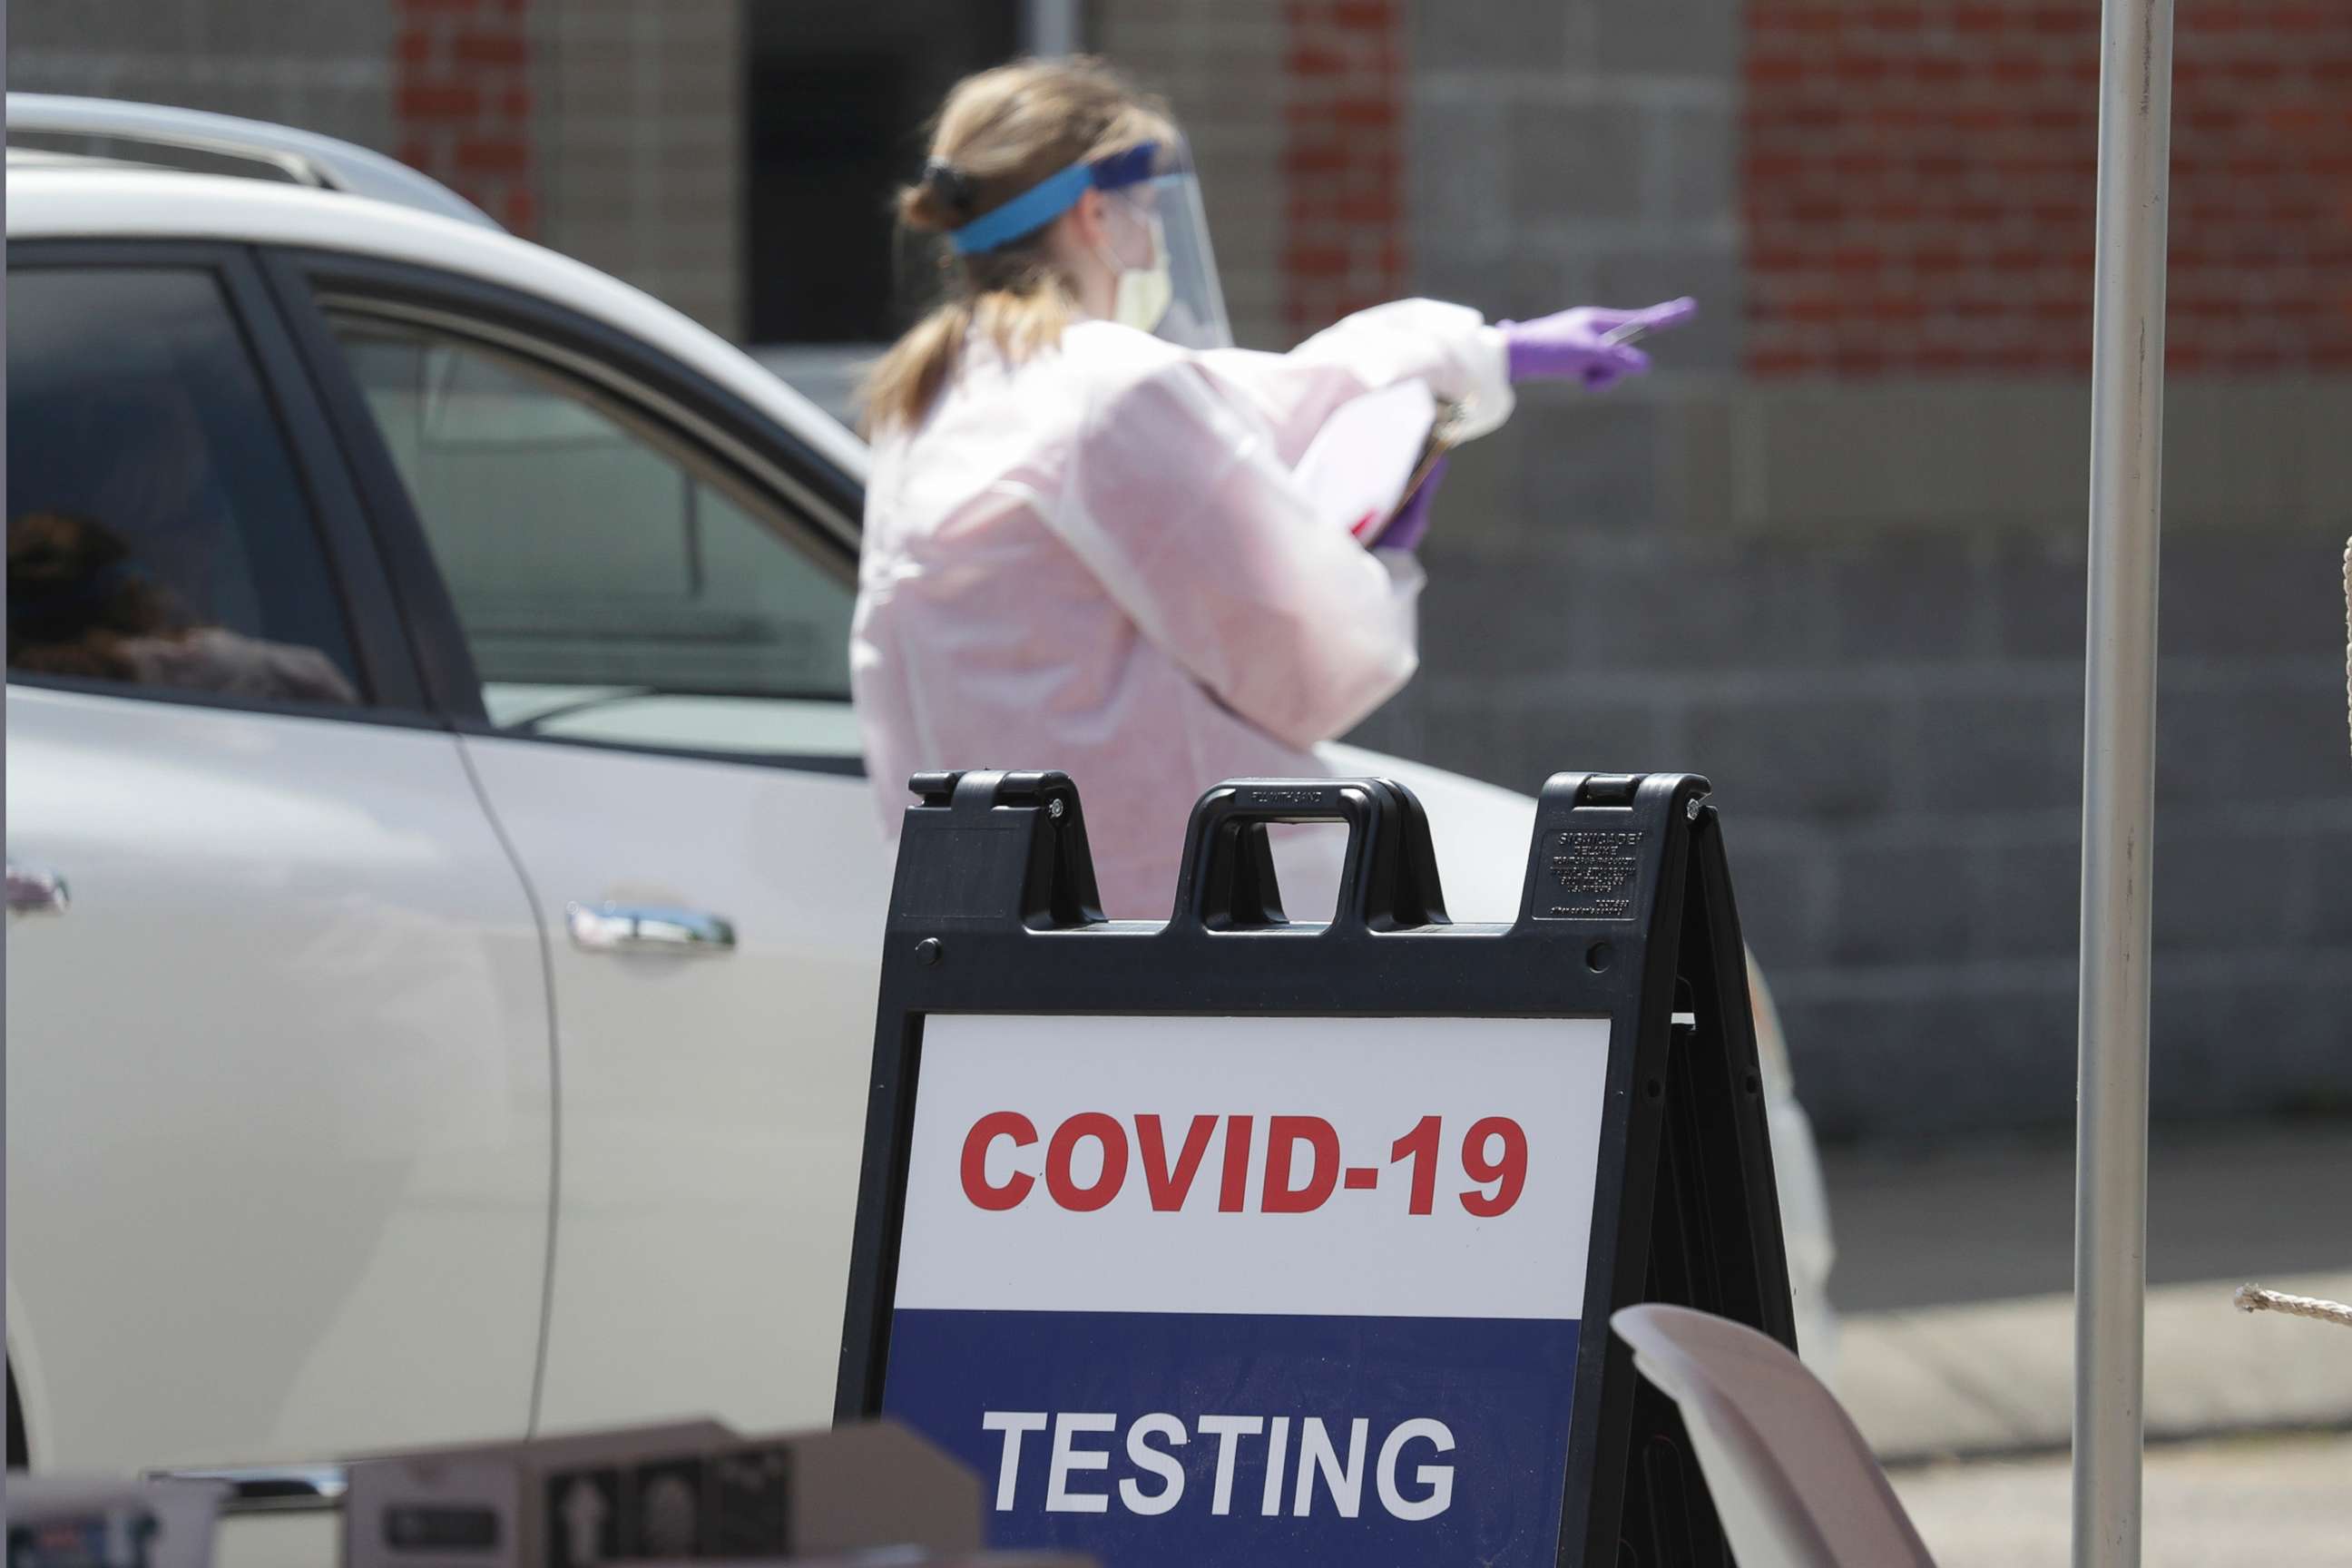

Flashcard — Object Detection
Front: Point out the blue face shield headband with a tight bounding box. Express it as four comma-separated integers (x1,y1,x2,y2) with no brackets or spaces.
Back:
947,142,1161,256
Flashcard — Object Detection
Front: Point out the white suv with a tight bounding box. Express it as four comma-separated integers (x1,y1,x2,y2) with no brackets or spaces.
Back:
5,97,1833,1514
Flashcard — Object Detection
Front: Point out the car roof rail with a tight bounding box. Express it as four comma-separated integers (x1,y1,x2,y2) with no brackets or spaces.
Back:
5,93,503,231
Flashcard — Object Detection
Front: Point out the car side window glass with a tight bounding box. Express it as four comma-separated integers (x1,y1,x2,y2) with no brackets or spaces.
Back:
6,268,363,706
331,319,858,759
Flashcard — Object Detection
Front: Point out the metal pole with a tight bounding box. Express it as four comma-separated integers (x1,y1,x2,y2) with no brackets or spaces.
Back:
1023,0,1083,57
2075,0,2175,1563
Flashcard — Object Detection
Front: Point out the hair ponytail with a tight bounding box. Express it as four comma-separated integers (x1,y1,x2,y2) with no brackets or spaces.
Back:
858,56,1173,435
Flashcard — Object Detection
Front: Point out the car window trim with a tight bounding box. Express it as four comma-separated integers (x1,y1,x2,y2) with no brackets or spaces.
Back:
320,299,856,597
261,250,871,779
260,250,495,722
5,238,434,720
277,250,862,558
465,724,867,779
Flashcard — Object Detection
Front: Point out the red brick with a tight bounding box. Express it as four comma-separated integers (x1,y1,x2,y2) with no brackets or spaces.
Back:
396,26,434,64
1740,0,2351,380
1283,144,1353,177
397,82,481,121
452,29,528,69
2030,5,2096,35
455,138,528,175
1749,347,1826,377
1914,345,1981,371
1284,244,1350,279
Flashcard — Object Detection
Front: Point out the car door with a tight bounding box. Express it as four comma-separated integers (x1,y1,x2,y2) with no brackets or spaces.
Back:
271,254,893,1437
3,246,554,1475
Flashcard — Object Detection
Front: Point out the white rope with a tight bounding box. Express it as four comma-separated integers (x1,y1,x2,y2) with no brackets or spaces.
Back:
2235,1283,2352,1329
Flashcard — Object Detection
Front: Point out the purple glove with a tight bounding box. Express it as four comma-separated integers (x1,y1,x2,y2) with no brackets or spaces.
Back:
1377,455,1449,554
1499,298,1699,387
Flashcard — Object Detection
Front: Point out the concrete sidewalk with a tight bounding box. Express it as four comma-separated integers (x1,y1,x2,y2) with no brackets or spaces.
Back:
1836,1270,2352,1462
1818,1118,2352,1459
1892,1429,2352,1566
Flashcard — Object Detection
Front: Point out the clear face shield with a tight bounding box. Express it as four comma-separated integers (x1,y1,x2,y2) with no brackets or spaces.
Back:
1096,141,1233,351
946,135,1234,351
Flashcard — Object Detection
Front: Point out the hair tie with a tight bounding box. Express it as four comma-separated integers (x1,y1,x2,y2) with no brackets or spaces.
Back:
921,158,977,217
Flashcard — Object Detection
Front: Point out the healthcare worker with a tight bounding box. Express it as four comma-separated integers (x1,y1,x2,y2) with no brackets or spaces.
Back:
852,56,1693,916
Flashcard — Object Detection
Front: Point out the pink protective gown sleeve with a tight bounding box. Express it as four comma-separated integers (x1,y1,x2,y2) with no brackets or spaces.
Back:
1195,298,1516,466
1055,356,1427,752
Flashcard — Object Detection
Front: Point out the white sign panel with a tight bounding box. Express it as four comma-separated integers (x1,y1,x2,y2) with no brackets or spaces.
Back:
881,1012,1612,1567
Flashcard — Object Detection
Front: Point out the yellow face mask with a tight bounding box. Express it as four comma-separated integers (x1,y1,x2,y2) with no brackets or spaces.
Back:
1098,203,1173,335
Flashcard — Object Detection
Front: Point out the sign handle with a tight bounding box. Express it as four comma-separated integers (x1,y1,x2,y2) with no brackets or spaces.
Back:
1167,778,1448,934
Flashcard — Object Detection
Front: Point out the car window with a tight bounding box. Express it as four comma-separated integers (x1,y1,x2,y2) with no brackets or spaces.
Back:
6,268,363,706
330,318,859,759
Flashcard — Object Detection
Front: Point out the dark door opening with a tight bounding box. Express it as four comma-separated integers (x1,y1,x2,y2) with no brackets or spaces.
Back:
744,4,1023,345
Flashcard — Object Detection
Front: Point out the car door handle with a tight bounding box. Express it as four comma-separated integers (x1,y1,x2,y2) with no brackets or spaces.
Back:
566,901,736,955
7,862,69,916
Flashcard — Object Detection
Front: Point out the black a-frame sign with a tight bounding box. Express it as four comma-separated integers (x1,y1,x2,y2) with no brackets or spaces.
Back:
838,769,1796,1568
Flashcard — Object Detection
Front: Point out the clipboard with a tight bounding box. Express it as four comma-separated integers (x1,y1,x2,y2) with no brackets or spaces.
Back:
1291,380,1463,547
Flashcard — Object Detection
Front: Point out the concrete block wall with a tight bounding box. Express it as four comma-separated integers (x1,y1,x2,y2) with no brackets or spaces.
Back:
530,0,743,338
1097,0,1293,348
8,0,395,152
1369,0,2352,1141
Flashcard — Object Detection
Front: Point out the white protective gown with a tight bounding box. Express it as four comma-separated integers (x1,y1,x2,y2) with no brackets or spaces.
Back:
851,299,1515,918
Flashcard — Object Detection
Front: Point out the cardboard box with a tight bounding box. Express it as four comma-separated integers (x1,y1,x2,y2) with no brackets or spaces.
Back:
343,1420,980,1568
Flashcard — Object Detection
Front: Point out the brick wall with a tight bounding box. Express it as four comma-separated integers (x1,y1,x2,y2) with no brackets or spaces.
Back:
394,0,535,235
1746,0,2352,376
1283,0,1408,334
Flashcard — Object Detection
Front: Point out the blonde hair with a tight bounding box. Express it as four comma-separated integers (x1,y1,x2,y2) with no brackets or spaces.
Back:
860,57,1174,435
